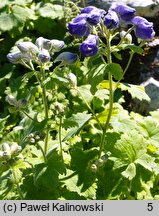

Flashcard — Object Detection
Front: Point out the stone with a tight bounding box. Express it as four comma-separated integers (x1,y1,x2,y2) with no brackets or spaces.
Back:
131,77,159,114
86,0,159,18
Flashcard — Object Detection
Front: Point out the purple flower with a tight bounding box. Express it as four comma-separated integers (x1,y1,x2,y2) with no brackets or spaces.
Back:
17,42,39,54
44,39,65,52
131,16,155,39
54,52,78,65
38,49,50,63
35,37,49,50
80,34,98,57
7,52,22,64
68,14,90,37
110,2,136,21
104,10,119,29
81,6,97,14
73,13,88,22
87,9,106,25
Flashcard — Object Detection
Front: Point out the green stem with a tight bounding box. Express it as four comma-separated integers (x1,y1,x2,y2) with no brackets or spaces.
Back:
11,167,24,200
115,51,134,90
99,73,113,156
59,116,64,160
37,142,46,163
117,26,135,47
99,31,114,156
41,66,48,119
40,65,49,156
21,110,39,123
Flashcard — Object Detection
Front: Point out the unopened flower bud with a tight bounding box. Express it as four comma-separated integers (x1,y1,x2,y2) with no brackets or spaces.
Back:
0,151,4,161
10,143,21,156
6,95,17,106
17,42,39,54
2,143,11,159
95,159,104,167
120,30,132,44
2,143,10,152
35,37,50,50
17,98,27,108
30,138,35,143
28,133,34,138
0,151,8,161
7,52,22,64
67,72,77,87
38,49,50,63
101,154,108,162
54,52,78,65
35,135,41,140
91,164,97,172
45,39,65,52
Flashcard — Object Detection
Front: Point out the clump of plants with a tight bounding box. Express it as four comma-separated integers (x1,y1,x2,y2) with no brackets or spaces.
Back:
0,2,159,200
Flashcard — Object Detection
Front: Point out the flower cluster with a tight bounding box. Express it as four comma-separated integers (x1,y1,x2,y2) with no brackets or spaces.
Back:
0,142,21,162
7,37,78,67
68,3,155,57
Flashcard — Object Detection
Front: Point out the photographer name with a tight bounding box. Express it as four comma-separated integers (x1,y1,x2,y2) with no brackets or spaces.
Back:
20,202,103,212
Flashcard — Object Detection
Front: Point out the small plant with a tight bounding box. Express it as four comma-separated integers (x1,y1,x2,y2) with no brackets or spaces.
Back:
0,2,159,200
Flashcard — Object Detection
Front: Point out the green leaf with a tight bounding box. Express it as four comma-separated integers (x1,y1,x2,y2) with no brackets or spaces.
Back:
38,3,64,20
34,151,65,190
97,103,121,124
136,116,159,142
77,85,93,103
0,12,17,32
63,112,92,141
87,63,106,94
60,169,97,199
106,63,123,81
70,148,98,192
97,80,116,90
120,44,143,54
111,109,135,133
122,163,136,180
112,130,147,163
136,154,155,171
119,83,150,101
13,5,36,22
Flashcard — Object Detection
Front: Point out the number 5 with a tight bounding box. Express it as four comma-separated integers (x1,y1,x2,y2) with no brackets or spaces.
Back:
147,203,153,211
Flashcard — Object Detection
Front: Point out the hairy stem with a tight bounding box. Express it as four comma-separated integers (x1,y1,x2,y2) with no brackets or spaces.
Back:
99,31,114,156
59,116,64,160
21,110,39,123
115,51,134,90
40,65,49,156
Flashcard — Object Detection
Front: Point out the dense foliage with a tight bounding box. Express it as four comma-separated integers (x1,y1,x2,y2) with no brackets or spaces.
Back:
0,0,159,200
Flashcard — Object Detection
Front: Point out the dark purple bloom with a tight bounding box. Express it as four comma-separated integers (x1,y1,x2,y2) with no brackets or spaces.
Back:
81,6,106,26
104,10,119,29
80,34,98,57
73,13,88,23
87,9,106,25
131,16,155,39
110,2,136,21
81,6,97,14
68,15,90,37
